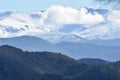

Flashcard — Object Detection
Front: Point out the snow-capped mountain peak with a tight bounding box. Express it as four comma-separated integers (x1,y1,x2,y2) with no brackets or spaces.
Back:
0,5,120,43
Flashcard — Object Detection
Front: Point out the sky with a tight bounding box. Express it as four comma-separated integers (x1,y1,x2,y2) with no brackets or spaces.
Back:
0,0,111,12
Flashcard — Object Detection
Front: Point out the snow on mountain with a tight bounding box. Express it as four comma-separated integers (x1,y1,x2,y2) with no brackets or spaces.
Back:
38,33,87,43
73,23,120,39
0,5,120,43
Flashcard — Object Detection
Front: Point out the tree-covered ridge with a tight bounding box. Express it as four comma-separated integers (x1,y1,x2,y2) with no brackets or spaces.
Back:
0,45,119,80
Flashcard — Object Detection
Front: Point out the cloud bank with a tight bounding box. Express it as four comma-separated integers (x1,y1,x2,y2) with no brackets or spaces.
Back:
0,5,120,40
43,5,104,25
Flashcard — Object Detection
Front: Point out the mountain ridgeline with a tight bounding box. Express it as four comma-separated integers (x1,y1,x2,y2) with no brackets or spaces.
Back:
79,58,110,65
0,36,120,61
0,45,120,80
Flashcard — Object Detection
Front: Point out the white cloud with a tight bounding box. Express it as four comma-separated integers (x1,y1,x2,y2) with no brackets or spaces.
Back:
43,5,105,25
1,5,120,40
108,10,120,25
73,10,120,39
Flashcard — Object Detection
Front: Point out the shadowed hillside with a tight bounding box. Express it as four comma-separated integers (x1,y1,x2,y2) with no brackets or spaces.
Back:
79,58,110,65
0,45,120,80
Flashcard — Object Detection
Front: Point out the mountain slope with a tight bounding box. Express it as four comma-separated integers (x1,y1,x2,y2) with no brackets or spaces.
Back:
55,42,120,61
0,45,87,80
72,61,120,80
0,36,120,61
79,58,110,65
88,38,120,47
0,36,59,52
0,45,120,80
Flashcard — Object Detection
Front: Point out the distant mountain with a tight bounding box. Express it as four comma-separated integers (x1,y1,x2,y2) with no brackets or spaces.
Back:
0,7,120,42
38,33,87,43
0,36,59,52
79,58,110,65
55,42,120,61
0,45,120,80
0,36,120,61
0,11,12,19
88,38,120,47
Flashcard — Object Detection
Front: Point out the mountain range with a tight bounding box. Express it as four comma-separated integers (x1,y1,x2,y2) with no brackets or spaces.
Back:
0,6,120,43
0,5,120,80
0,36,120,61
0,45,120,80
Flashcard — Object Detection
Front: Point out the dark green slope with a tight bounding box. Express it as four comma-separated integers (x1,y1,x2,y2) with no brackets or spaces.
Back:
72,61,120,80
0,45,120,80
0,45,87,80
79,58,110,65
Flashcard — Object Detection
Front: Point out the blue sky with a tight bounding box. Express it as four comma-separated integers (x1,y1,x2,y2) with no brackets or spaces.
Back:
0,0,104,12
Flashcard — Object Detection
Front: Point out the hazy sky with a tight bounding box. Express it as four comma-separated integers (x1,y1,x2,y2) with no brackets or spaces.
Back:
0,0,109,12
